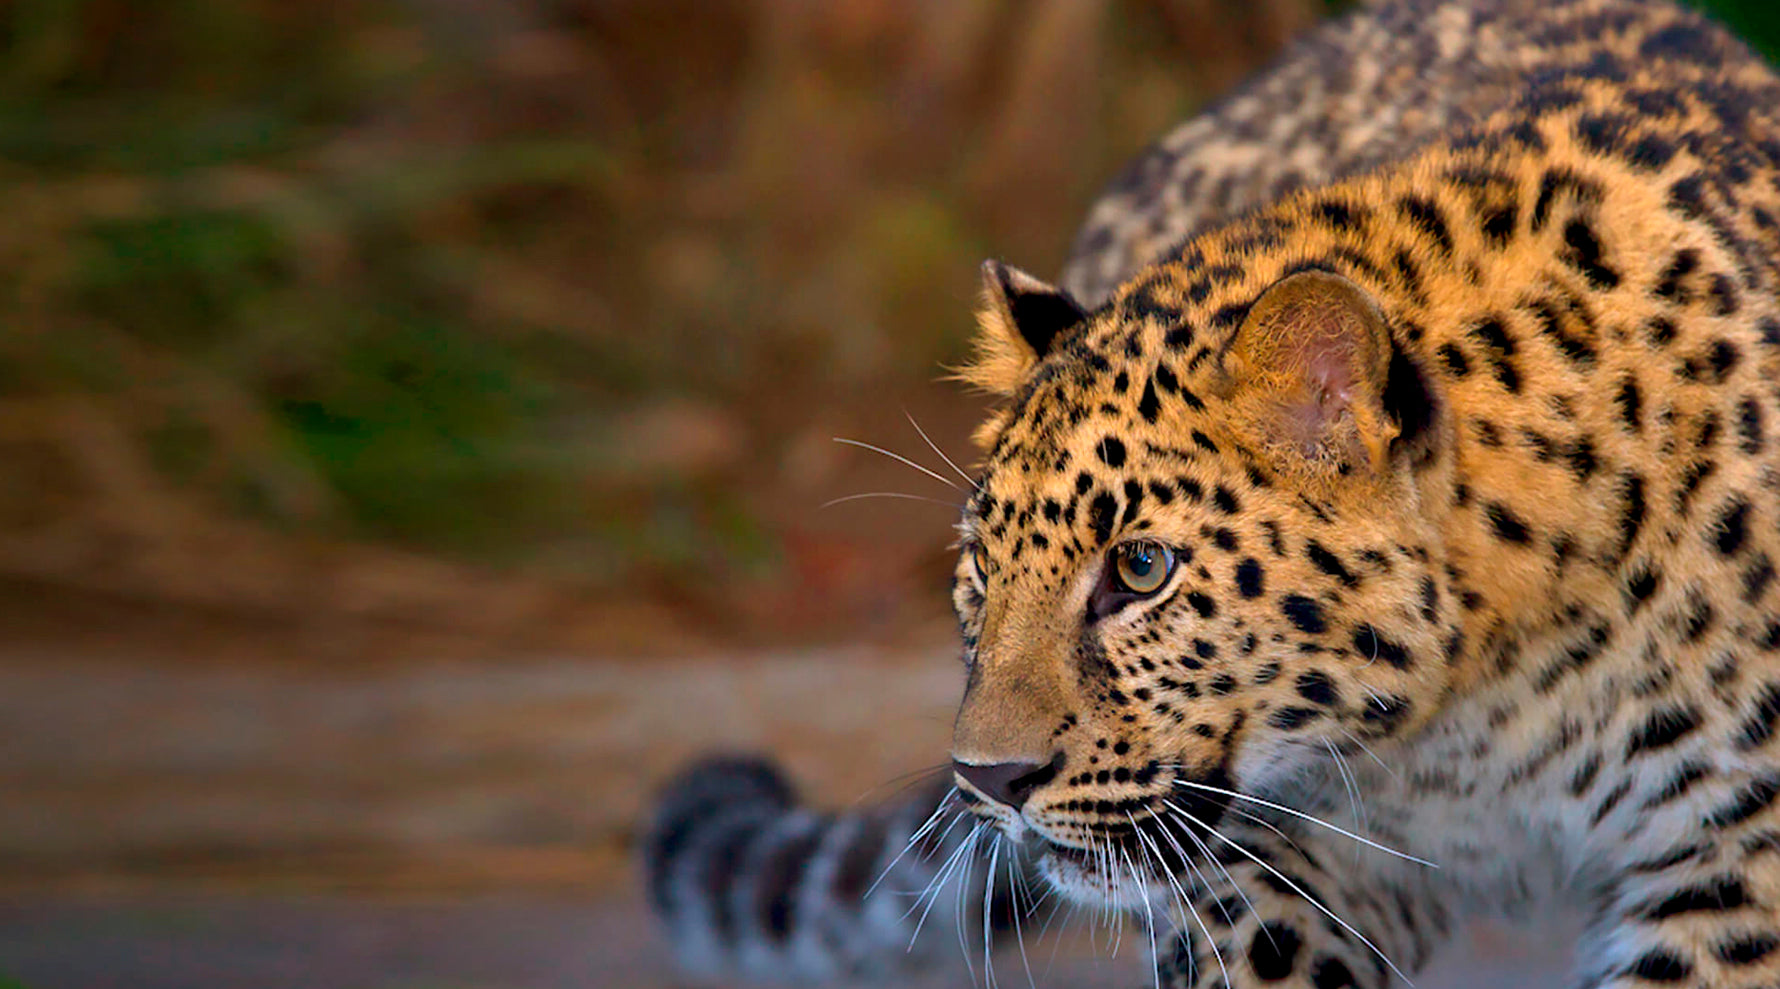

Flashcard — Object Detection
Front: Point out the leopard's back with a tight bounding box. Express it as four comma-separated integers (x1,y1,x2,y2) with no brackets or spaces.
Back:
1060,0,1774,305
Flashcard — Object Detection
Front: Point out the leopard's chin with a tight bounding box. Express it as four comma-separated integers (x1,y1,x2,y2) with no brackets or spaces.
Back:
1032,838,1167,910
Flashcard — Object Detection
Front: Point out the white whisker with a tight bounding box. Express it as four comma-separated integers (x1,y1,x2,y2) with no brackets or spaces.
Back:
820,491,959,510
928,802,975,856
1220,801,1314,863
904,409,979,489
1002,843,1038,989
1018,857,1051,920
906,820,980,932
1354,680,1395,712
833,437,959,489
955,827,982,988
1135,817,1230,989
1171,779,1437,868
1174,808,1281,970
1120,843,1162,989
1158,808,1260,937
1165,800,1413,986
1085,833,1112,948
1340,728,1401,780
848,762,951,807
1359,629,1382,667
905,820,971,914
869,788,957,898
1106,834,1126,958
1324,740,1368,865
983,835,1000,989
1035,890,1071,954
1102,834,1123,943
1041,894,1084,978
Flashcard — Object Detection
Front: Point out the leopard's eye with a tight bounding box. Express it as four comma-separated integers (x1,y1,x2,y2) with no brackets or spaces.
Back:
969,543,990,587
1111,541,1174,595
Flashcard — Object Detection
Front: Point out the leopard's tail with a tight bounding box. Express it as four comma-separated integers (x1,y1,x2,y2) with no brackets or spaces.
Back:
642,755,1029,983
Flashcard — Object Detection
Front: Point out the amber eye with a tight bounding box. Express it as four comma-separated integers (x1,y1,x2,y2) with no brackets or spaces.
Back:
1111,541,1174,595
969,544,990,587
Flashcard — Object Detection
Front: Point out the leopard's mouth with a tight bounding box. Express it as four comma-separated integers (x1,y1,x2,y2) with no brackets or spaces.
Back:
1019,813,1210,901
999,781,1235,907
955,766,1237,909
1030,832,1173,908
1037,838,1095,867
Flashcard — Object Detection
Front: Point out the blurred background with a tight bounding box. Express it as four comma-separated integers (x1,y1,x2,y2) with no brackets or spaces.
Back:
1,1,1776,987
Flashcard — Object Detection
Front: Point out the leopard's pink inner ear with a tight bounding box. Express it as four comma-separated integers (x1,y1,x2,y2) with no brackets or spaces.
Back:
1220,270,1399,474
957,259,1087,400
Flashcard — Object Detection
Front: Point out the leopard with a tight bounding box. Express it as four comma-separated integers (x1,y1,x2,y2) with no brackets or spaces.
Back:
643,0,1780,985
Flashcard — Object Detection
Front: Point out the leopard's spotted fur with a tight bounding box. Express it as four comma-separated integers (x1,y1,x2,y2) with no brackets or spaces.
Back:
646,1,1780,985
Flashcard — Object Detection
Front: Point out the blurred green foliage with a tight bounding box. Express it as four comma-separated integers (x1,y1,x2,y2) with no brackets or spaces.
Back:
1693,0,1780,60
2,0,680,574
2,0,1776,606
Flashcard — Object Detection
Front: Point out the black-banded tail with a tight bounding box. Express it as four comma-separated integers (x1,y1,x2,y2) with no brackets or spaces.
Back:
642,756,1034,983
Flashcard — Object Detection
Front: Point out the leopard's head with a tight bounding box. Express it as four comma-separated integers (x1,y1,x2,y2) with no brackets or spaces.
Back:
948,246,1460,907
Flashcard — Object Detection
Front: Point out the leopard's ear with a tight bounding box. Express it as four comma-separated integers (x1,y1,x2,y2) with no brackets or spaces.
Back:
1218,270,1404,475
956,260,1086,397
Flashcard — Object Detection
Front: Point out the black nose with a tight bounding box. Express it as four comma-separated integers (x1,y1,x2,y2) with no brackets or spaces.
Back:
952,753,1062,809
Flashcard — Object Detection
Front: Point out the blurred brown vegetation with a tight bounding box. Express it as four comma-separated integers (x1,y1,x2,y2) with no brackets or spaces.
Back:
0,0,1331,653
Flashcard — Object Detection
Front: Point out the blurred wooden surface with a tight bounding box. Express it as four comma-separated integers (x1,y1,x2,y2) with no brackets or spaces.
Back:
0,890,1577,989
0,626,959,891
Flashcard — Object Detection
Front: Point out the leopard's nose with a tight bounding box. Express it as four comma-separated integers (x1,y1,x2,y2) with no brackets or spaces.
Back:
952,753,1063,809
